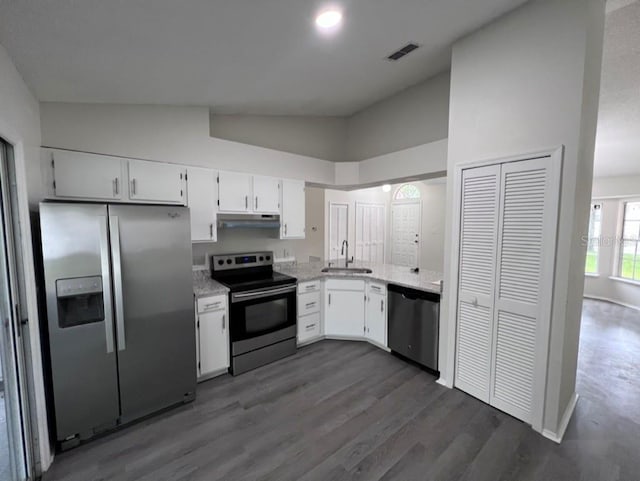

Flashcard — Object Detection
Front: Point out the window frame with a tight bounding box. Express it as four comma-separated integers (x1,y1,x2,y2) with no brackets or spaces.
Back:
393,184,421,202
585,202,602,276
617,199,640,282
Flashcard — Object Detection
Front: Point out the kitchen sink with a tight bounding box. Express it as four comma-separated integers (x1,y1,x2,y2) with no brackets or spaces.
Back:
321,267,373,274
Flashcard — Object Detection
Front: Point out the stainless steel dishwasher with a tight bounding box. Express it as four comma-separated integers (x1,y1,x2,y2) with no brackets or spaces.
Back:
388,284,440,372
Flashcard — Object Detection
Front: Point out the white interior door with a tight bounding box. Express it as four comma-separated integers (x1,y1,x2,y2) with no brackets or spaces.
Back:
329,203,348,262
454,154,560,430
355,203,385,264
489,156,560,427
391,202,421,267
454,165,501,403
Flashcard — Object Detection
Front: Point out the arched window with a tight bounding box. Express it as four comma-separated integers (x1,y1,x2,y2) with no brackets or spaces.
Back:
394,184,421,201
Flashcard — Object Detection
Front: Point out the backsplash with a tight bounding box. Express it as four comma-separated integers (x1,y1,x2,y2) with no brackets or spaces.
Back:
192,228,322,268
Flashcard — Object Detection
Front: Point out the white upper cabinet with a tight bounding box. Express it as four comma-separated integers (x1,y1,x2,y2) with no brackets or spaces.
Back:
128,159,186,204
281,179,305,239
187,167,217,242
252,175,280,214
50,149,124,200
218,171,252,212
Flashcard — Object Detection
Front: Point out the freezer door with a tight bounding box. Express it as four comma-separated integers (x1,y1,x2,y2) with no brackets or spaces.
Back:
39,203,119,441
108,204,196,422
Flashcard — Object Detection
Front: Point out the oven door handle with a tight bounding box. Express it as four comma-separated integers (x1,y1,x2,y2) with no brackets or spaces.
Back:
231,285,296,303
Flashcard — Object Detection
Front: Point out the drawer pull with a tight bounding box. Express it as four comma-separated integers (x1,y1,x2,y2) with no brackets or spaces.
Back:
305,302,316,308
305,324,316,330
306,285,315,290
205,302,221,308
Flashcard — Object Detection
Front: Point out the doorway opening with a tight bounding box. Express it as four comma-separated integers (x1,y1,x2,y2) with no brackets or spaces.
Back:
391,185,421,268
0,137,34,481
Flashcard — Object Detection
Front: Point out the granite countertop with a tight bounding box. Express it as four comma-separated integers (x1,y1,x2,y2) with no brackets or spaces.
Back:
193,269,229,298
275,261,443,295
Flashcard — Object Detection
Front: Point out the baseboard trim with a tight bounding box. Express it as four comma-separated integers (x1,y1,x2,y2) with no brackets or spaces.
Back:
584,295,640,312
436,377,452,388
542,393,578,443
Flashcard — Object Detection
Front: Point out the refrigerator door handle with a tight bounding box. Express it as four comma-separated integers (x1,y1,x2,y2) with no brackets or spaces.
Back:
109,215,126,351
99,216,115,354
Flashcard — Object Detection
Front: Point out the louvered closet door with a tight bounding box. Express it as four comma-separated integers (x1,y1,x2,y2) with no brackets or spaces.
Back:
454,165,501,403
490,156,560,425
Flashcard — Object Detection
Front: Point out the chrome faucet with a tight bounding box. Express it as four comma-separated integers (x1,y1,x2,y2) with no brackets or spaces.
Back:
341,240,352,268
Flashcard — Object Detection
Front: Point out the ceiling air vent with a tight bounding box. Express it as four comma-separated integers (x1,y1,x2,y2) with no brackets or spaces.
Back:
387,43,420,61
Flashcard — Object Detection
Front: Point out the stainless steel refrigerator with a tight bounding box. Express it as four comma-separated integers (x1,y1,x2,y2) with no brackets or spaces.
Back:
39,202,196,449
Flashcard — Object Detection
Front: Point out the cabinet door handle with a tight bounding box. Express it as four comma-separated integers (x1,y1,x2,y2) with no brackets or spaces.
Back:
381,299,384,312
131,178,137,195
328,293,331,305
255,196,258,210
210,223,214,238
245,195,248,209
222,314,225,330
113,178,119,196
284,223,288,236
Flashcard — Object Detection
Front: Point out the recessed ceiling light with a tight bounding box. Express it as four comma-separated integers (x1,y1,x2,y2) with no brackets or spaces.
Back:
315,9,343,30
382,184,391,193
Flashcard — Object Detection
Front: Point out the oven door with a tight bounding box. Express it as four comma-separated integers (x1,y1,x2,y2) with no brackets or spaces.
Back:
229,284,297,355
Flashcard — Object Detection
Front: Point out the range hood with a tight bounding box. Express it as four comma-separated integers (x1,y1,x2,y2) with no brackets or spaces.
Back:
217,213,281,229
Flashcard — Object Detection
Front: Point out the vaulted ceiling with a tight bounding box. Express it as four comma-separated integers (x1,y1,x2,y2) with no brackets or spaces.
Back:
0,0,527,116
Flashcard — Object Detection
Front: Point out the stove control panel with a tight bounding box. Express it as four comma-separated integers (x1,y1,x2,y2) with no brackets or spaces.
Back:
211,251,273,271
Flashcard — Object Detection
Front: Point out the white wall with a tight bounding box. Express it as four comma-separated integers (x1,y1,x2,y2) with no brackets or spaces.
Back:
592,175,640,198
347,72,450,161
584,177,640,310
358,139,448,186
40,103,337,187
210,114,348,162
0,43,51,471
39,102,450,193
441,0,605,439
205,72,451,164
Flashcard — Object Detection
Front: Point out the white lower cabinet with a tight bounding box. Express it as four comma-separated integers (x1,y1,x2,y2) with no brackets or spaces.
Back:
324,279,366,338
195,295,229,380
298,312,321,344
297,281,322,345
365,282,387,347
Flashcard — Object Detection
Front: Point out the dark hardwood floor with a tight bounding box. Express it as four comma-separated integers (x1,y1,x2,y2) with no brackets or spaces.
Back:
42,299,640,481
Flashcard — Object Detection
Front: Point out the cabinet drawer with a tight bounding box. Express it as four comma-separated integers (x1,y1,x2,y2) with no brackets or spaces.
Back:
325,279,365,292
298,280,320,294
197,295,227,314
298,292,320,316
368,282,387,296
298,312,321,343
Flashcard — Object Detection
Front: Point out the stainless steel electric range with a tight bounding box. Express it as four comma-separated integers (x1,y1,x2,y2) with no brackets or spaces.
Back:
211,251,297,375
